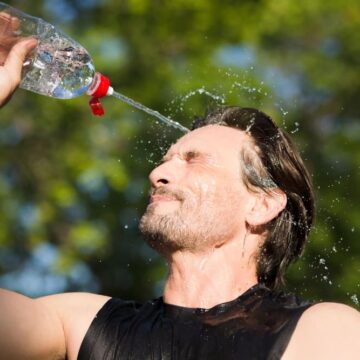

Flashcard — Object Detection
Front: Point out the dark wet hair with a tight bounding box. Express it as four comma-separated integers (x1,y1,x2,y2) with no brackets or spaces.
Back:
192,106,315,290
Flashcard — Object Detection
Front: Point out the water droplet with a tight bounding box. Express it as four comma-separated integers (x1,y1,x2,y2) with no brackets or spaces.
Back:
350,294,359,305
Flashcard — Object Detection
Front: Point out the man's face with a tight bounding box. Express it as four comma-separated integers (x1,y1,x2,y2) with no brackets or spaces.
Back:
139,125,254,254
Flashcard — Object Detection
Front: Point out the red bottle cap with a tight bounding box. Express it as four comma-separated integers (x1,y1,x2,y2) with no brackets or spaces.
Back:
87,72,112,116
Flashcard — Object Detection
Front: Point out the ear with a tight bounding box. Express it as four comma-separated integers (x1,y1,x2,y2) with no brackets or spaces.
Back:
245,188,287,227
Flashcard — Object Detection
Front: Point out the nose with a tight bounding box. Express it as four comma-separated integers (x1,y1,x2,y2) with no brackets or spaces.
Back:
149,159,179,188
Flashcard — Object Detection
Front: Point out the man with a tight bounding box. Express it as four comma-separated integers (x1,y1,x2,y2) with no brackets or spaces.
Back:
0,40,360,360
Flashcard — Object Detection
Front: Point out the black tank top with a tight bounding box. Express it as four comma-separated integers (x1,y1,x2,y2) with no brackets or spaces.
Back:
78,284,313,360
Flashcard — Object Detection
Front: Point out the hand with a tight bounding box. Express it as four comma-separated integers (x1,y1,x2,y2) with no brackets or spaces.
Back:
0,12,37,108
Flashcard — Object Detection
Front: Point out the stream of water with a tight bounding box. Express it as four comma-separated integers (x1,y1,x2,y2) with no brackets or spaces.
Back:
111,91,189,133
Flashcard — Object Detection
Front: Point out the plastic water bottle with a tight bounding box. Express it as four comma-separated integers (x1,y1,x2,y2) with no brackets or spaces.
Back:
0,2,189,128
0,2,112,114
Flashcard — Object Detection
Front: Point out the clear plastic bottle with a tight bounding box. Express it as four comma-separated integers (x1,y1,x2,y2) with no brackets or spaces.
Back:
0,3,189,127
0,2,109,100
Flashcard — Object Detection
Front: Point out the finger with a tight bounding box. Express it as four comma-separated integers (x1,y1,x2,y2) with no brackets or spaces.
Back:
0,36,20,49
4,38,37,82
0,12,12,34
0,13,19,48
0,12,12,23
11,16,21,33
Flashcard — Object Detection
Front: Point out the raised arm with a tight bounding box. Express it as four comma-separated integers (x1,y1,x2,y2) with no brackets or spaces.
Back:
0,27,110,360
0,288,110,360
0,288,66,359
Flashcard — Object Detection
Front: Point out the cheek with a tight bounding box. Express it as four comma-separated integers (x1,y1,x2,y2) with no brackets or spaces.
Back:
198,178,217,196
184,169,244,207
190,176,221,207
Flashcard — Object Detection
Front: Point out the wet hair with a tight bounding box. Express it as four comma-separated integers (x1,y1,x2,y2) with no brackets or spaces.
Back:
192,106,315,290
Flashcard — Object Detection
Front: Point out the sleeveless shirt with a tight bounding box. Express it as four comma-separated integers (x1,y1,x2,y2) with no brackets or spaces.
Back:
78,284,313,360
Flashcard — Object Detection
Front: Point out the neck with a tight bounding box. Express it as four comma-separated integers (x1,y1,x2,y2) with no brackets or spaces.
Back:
162,234,259,309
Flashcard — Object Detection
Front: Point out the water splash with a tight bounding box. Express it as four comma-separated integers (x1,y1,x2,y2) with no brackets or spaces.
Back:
167,87,226,115
232,81,265,96
111,91,189,133
181,87,226,104
290,122,300,134
350,294,359,306
274,103,289,117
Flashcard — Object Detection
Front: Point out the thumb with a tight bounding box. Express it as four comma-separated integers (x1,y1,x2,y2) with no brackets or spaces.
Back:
4,38,38,83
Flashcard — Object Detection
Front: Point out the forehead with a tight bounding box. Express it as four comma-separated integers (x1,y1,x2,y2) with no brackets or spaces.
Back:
167,124,252,159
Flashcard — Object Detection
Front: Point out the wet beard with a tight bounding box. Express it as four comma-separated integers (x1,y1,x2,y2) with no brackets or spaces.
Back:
139,203,232,255
139,211,194,254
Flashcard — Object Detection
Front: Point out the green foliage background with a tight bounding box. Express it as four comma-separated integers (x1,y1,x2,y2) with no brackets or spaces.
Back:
0,0,359,307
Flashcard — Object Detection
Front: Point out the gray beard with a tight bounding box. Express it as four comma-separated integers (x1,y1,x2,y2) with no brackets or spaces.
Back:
139,205,230,255
139,211,195,254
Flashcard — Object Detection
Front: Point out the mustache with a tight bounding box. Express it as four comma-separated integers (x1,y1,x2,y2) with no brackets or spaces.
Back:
149,187,186,201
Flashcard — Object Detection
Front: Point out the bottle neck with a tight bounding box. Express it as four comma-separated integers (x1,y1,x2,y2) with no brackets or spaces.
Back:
86,72,112,97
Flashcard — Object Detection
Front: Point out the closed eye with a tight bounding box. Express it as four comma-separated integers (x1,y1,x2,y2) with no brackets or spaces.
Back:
184,151,199,161
158,151,200,164
156,150,213,166
184,150,215,165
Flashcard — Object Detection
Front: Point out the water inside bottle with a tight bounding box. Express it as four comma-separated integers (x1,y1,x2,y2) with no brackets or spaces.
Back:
20,22,95,99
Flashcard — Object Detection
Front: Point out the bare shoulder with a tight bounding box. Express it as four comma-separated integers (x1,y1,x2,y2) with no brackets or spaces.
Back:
298,301,360,323
37,291,111,314
37,292,111,360
283,302,360,360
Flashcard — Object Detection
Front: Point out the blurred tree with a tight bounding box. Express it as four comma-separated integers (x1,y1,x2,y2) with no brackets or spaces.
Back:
0,0,359,307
